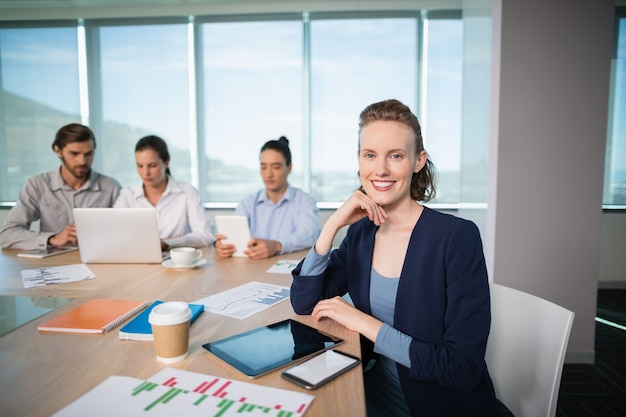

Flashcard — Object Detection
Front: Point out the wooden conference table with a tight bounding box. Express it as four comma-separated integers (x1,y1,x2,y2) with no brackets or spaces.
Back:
0,248,366,417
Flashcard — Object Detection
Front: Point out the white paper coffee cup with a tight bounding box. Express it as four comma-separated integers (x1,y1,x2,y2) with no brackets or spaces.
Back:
148,301,192,363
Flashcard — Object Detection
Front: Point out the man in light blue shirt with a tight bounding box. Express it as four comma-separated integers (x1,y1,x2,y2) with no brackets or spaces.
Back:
215,136,319,259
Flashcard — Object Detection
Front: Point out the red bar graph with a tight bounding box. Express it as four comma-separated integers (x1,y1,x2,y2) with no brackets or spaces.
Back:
213,381,231,397
163,377,177,387
193,378,219,394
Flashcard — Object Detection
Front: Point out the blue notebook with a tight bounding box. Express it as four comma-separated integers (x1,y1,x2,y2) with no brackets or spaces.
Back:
118,300,204,341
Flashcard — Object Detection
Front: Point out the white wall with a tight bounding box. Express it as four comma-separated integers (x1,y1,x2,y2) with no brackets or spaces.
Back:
487,0,615,363
599,211,626,288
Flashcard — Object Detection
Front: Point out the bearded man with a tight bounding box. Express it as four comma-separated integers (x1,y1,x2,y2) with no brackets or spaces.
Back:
0,123,120,249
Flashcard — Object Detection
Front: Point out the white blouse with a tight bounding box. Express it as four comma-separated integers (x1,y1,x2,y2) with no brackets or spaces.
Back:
114,177,214,248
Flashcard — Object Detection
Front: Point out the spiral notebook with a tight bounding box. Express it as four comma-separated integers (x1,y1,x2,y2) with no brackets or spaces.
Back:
37,299,149,334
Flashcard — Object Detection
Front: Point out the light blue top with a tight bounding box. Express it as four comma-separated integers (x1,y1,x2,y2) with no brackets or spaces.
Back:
234,184,319,254
300,246,415,416
301,248,412,366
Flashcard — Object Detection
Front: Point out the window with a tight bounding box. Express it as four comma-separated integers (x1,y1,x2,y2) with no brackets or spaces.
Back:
91,20,191,187
423,16,463,204
0,12,464,206
0,25,80,201
604,8,626,207
200,18,303,203
309,16,418,202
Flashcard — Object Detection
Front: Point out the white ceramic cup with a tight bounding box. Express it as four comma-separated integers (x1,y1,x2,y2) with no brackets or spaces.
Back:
169,247,202,266
148,301,192,364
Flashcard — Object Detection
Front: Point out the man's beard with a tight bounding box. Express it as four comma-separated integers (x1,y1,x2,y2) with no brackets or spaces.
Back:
60,157,91,179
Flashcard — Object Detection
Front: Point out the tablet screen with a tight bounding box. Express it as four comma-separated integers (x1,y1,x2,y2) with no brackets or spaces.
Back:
202,319,343,378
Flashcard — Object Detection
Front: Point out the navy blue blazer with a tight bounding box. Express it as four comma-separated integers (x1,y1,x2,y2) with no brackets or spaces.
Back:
291,207,498,417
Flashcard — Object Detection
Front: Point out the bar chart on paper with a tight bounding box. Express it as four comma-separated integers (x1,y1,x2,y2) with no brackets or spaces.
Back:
194,281,291,319
53,368,314,417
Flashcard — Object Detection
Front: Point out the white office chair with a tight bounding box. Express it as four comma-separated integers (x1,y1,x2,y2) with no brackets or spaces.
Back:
485,283,575,417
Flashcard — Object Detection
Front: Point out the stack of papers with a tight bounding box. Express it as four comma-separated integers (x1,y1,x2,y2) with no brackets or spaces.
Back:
20,264,96,288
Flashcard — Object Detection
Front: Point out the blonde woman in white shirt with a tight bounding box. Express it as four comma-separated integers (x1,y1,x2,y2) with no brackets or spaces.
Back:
114,135,214,250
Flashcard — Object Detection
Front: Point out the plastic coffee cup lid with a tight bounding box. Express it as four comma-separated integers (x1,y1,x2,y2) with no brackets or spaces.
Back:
148,301,192,325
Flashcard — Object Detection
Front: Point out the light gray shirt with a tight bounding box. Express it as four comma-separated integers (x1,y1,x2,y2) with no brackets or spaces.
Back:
0,168,121,250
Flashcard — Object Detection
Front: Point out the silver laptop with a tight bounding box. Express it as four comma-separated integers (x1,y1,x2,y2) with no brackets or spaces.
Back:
73,208,163,263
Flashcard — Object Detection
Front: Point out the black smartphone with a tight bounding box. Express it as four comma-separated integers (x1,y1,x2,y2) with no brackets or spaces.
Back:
281,349,361,390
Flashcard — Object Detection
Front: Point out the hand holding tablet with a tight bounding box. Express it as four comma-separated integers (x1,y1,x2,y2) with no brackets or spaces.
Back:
215,215,251,257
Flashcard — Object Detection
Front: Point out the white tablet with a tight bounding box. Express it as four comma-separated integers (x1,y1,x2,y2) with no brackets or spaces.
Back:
215,215,251,257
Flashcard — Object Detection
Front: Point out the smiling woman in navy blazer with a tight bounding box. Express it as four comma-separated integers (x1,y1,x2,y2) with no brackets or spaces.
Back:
291,99,498,417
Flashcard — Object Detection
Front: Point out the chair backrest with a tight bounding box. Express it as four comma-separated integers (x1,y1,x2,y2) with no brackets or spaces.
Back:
485,283,575,417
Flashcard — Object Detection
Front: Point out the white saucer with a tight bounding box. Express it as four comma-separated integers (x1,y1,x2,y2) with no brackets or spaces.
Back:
162,258,207,270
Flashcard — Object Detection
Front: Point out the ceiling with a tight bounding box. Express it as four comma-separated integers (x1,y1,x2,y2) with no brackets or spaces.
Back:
0,0,250,7
0,0,458,21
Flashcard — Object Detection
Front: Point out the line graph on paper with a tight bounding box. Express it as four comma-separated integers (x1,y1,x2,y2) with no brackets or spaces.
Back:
53,368,314,417
193,281,290,319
